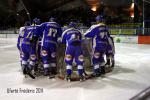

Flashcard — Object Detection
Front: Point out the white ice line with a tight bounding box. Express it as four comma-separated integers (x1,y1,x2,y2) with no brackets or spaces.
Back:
0,44,16,49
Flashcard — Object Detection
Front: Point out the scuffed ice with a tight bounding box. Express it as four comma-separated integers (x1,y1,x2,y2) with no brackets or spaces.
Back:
0,38,150,100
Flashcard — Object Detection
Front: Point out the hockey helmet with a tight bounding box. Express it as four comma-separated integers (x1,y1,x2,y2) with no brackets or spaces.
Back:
24,21,31,26
69,21,76,28
33,18,40,25
49,17,56,22
95,15,104,22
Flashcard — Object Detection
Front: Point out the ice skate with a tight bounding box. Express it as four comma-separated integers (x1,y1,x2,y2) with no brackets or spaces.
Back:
101,66,105,75
26,67,35,79
48,67,57,79
79,75,85,82
83,72,90,79
43,68,50,76
66,75,71,82
48,72,56,79
105,65,112,73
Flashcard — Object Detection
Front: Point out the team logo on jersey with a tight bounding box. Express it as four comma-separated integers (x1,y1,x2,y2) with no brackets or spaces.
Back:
78,55,84,61
42,50,48,56
30,55,36,60
94,52,100,58
51,52,56,58
65,55,72,61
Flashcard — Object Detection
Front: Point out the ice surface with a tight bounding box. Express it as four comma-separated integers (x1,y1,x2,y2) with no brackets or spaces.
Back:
0,38,150,100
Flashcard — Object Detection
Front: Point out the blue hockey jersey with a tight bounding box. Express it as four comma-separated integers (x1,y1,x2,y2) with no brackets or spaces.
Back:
61,28,82,46
20,25,40,45
17,27,25,50
39,22,62,46
84,23,110,48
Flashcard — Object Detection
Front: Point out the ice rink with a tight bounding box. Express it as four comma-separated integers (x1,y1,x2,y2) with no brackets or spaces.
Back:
0,38,150,100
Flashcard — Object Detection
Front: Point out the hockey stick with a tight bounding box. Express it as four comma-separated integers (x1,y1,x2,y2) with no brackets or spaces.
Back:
27,72,35,79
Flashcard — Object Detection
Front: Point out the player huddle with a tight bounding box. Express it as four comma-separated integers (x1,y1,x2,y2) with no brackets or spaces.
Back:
17,16,115,82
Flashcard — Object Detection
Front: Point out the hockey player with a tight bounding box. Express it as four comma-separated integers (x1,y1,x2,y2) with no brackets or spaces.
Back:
61,21,85,81
20,18,41,79
17,21,30,67
39,17,62,77
30,18,41,73
105,36,115,71
62,25,68,32
84,15,111,77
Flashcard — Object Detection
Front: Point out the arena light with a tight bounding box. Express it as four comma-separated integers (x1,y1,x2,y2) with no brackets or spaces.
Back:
130,10,134,18
91,6,97,12
131,3,134,9
131,13,134,18
130,0,134,18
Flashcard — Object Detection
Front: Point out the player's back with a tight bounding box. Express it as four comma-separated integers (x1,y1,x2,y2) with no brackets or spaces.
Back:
63,28,82,45
22,25,39,44
88,23,109,42
95,23,109,41
41,22,62,43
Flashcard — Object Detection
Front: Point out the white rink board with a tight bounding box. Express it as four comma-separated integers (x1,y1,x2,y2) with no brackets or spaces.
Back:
112,35,138,44
0,34,18,38
0,38,150,100
0,34,138,44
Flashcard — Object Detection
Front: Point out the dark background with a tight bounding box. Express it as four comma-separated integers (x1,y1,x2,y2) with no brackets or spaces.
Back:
0,0,148,28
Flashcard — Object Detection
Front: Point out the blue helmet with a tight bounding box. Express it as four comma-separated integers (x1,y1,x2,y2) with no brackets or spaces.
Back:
24,21,31,26
69,21,76,28
95,15,104,22
33,18,40,25
49,17,56,22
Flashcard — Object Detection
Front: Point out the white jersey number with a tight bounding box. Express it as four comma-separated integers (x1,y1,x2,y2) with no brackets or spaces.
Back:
47,28,57,37
69,34,80,41
26,31,33,39
100,32,107,39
